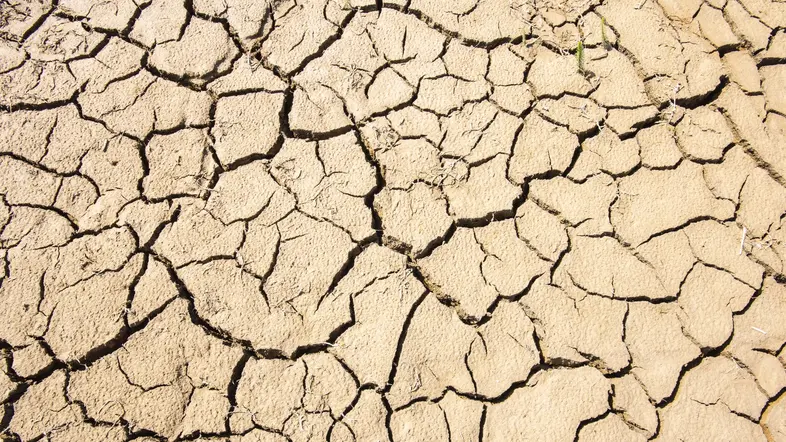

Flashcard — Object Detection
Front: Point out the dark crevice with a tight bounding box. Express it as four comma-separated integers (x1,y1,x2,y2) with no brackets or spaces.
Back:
225,351,251,434
383,291,428,393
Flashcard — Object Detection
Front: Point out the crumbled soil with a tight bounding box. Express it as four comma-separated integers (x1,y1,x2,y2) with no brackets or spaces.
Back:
1,0,786,440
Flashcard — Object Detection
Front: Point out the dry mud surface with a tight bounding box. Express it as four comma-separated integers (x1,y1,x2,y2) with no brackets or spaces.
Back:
1,0,786,440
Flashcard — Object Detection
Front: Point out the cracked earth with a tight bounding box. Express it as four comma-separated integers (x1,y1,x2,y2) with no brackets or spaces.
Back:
1,0,786,440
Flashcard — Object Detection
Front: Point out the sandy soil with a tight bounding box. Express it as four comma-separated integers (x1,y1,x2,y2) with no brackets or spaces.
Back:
1,0,786,440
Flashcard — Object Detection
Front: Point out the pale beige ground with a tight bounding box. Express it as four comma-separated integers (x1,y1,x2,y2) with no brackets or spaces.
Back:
1,0,786,440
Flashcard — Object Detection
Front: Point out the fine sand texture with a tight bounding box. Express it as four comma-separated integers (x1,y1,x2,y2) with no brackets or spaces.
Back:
2,0,786,440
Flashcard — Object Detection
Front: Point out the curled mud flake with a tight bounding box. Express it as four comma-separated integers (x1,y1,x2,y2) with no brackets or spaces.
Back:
9,371,82,441
555,234,673,301
374,182,452,256
338,389,390,441
636,123,682,169
677,264,754,350
676,107,734,162
529,174,617,236
70,37,146,94
535,95,606,139
143,128,217,201
415,76,490,116
577,413,647,442
625,303,702,403
0,59,80,107
444,154,522,221
148,17,239,86
483,367,611,441
207,161,293,224
762,392,786,441
761,65,786,117
508,113,578,184
0,0,52,41
569,129,640,180
611,375,659,437
409,0,534,43
722,51,761,94
390,401,450,442
726,278,786,397
271,136,375,242
388,295,539,408
527,46,593,98
522,277,629,374
588,49,650,108
43,253,143,362
23,15,106,62
658,390,768,441
78,71,211,139
154,199,246,267
11,340,54,379
208,54,288,96
611,162,735,247
59,0,152,32
130,0,188,48
290,83,354,136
